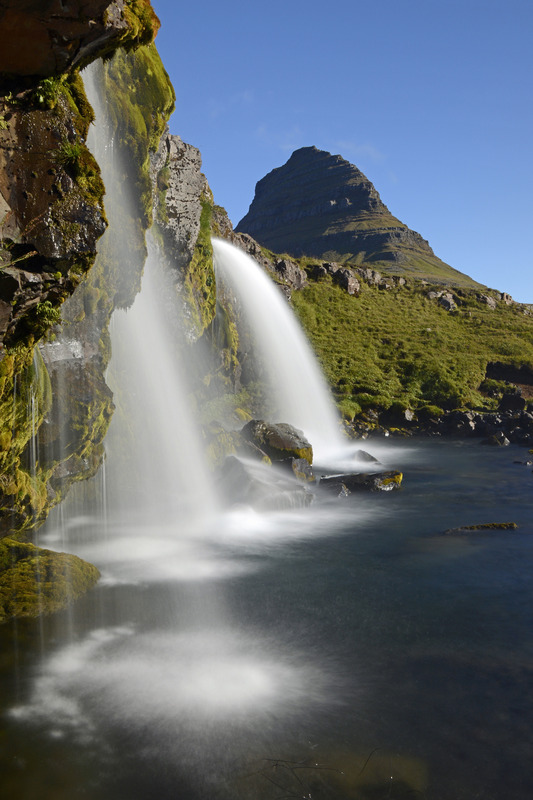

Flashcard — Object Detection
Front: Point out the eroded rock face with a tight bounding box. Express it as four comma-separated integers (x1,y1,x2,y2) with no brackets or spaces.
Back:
0,0,158,86
236,146,479,286
152,133,208,271
0,87,106,346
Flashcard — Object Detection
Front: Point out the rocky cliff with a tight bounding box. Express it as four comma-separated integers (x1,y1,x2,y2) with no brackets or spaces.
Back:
0,0,174,618
236,146,483,288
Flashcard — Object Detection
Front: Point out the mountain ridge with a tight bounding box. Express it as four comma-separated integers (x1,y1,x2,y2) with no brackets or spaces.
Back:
236,146,484,290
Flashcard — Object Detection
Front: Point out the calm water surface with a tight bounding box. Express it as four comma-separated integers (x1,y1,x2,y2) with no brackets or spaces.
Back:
1,439,532,799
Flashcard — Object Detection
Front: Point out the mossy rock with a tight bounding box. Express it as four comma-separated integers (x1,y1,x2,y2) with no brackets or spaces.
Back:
241,419,313,464
0,537,100,622
443,522,518,535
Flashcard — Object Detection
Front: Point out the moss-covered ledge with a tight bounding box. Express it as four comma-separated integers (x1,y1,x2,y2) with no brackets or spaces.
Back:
0,537,100,622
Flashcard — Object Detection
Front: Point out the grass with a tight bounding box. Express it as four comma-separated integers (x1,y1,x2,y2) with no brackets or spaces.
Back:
291,275,533,417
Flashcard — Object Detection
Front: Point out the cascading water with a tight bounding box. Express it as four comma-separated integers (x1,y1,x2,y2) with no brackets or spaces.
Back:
104,233,219,524
213,238,344,463
211,238,405,471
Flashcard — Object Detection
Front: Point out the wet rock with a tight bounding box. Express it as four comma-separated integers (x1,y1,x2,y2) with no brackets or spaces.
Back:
443,522,518,535
278,457,315,482
0,537,100,622
319,470,403,493
486,431,510,446
241,420,313,464
354,449,380,464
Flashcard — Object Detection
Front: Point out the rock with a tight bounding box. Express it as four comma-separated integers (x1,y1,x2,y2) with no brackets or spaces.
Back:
332,267,360,295
274,258,307,290
278,457,315,482
354,449,380,464
0,537,100,621
501,292,513,305
152,134,208,272
479,294,497,309
319,470,403,493
241,420,313,464
499,392,527,413
438,293,457,311
0,1,157,85
443,522,518,535
486,431,510,446
355,267,383,286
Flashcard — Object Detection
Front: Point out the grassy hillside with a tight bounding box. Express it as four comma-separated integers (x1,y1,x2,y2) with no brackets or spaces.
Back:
291,273,533,419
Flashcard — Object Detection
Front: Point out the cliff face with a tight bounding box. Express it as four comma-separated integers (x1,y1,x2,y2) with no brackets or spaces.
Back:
0,0,158,86
236,146,482,288
0,1,172,542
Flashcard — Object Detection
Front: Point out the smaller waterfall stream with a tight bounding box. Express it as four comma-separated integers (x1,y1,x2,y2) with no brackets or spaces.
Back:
213,238,345,462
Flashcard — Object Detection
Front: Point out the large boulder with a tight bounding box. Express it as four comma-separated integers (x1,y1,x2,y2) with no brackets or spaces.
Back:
241,420,313,464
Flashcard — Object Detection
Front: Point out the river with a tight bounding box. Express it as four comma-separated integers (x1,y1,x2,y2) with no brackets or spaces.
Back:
0,438,532,799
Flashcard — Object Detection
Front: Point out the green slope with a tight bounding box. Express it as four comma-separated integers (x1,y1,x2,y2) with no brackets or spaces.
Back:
291,273,533,418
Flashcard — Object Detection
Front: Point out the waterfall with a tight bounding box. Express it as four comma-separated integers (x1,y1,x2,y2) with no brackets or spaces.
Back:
103,233,219,524
212,238,347,462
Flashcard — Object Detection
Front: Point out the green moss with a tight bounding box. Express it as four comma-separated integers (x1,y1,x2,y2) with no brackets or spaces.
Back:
444,522,518,534
0,538,99,622
0,349,55,534
103,44,175,231
378,471,403,488
183,197,217,337
291,276,533,417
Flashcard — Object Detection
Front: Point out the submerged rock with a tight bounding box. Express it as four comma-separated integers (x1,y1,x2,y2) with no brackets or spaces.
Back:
241,420,313,464
443,522,518,535
216,455,313,511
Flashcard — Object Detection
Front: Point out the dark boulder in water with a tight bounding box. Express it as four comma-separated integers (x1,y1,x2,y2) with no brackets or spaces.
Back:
318,470,403,494
443,522,518,535
241,420,313,464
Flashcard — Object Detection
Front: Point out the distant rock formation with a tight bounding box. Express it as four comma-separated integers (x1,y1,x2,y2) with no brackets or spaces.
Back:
237,146,480,287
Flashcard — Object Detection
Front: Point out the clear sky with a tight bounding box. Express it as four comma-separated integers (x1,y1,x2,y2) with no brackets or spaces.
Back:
151,0,533,302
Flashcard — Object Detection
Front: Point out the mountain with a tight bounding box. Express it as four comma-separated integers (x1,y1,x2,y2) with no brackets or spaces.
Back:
236,146,482,289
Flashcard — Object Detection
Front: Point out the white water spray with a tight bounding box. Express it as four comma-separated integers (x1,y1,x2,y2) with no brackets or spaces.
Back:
213,238,346,461
104,234,219,524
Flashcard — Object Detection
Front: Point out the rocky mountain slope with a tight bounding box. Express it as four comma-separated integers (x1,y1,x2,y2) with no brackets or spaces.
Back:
236,146,483,288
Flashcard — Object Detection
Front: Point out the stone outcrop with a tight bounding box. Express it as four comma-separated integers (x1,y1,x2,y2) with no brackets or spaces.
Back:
151,132,217,340
236,146,484,288
152,134,208,271
0,0,159,86
318,470,403,495
0,78,106,347
241,419,313,464
0,3,173,543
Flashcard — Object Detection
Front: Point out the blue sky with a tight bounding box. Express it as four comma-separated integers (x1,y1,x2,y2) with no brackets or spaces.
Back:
151,0,533,302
